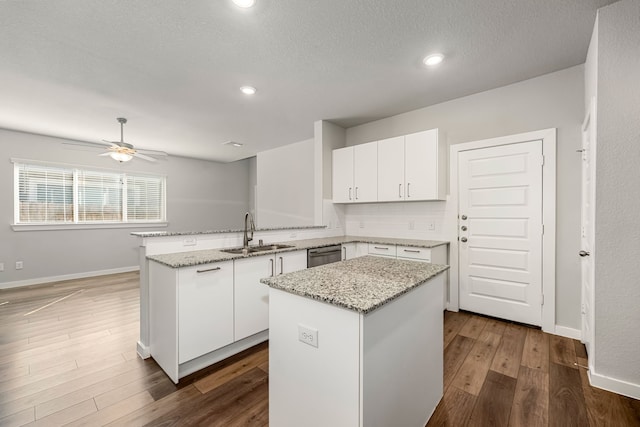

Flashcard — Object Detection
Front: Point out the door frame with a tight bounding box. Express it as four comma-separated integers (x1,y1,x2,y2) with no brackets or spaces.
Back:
581,98,597,361
449,128,556,333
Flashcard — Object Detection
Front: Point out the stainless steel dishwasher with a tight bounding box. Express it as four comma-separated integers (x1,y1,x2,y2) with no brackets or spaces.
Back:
307,245,342,268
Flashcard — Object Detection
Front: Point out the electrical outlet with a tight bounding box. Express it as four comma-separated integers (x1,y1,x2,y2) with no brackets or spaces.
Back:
298,324,318,348
183,237,197,246
409,220,415,230
15,261,23,270
290,232,297,238
0,263,4,272
427,222,435,231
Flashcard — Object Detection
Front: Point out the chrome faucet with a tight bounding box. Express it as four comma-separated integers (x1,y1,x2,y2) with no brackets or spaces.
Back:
243,212,255,248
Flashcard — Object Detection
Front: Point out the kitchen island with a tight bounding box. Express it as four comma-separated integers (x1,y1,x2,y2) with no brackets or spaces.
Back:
261,256,448,427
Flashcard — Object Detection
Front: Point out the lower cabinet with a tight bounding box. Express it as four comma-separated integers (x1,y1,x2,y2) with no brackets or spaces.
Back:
149,260,234,383
341,242,368,260
234,250,307,341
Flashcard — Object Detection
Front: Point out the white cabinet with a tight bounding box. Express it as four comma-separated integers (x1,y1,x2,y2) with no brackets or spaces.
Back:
178,262,234,364
149,260,234,383
368,243,397,258
332,142,378,203
234,250,307,341
341,242,368,260
378,129,446,202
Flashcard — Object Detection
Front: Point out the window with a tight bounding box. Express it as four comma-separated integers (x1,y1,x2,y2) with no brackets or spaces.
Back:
14,162,166,226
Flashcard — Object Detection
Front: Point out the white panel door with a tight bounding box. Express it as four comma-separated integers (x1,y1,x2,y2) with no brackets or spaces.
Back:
405,129,438,200
353,142,378,202
580,105,595,355
332,146,354,203
458,141,543,325
377,136,405,201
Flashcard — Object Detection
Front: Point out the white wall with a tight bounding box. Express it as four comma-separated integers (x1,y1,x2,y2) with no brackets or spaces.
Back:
343,65,584,330
592,0,640,391
0,129,250,286
256,138,315,228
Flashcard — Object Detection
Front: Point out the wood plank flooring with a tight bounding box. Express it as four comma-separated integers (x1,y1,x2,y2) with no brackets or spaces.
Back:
0,272,638,426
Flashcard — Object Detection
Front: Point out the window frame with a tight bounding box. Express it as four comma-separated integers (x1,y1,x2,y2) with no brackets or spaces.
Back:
12,158,168,231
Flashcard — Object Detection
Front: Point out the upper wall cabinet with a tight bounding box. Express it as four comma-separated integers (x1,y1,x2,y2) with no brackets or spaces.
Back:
332,141,377,203
378,129,446,202
333,128,446,203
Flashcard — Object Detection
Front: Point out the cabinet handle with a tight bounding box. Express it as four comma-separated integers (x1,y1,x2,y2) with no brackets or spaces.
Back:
197,266,221,273
355,187,359,200
279,257,284,275
349,187,352,200
374,246,389,250
403,249,420,253
399,183,402,198
407,182,411,198
270,258,274,277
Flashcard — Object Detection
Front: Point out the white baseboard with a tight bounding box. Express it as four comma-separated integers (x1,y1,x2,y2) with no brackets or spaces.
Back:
554,325,581,340
589,369,640,400
0,266,140,289
137,341,151,359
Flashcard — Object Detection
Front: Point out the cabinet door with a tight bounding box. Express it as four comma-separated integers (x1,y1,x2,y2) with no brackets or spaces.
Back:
234,255,275,341
377,136,405,202
396,246,432,262
332,147,354,203
405,129,441,200
178,261,234,364
276,250,308,275
353,142,378,202
368,243,397,258
342,243,355,260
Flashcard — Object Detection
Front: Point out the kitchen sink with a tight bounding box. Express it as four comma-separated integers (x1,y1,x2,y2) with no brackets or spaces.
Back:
221,244,295,255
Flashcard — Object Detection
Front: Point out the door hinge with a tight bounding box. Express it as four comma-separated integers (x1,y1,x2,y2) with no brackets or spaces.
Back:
541,224,545,235
541,155,545,166
541,294,545,305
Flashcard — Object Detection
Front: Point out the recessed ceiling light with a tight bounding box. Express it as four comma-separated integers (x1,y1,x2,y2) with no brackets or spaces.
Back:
240,86,256,95
223,141,244,147
232,0,255,8
423,53,444,67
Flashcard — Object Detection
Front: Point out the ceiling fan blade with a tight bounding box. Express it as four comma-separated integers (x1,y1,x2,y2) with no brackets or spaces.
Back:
133,152,158,162
136,148,168,156
98,151,112,156
62,140,112,148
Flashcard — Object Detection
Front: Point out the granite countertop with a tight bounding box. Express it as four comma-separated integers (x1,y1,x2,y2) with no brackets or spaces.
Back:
260,256,449,314
131,225,326,238
147,236,449,268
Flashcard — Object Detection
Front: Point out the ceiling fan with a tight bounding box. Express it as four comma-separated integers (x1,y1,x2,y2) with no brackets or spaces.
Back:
64,117,168,163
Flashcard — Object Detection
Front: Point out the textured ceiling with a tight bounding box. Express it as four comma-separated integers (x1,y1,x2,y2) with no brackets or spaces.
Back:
0,0,615,162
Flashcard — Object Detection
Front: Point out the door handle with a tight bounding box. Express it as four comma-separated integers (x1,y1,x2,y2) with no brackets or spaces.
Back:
399,183,402,198
279,256,284,275
579,250,590,257
407,182,411,198
270,258,275,277
349,187,352,200
355,187,359,200
197,266,221,273
460,237,468,243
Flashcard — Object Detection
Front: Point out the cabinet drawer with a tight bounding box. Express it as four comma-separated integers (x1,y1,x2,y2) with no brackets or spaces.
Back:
368,243,397,257
396,246,431,262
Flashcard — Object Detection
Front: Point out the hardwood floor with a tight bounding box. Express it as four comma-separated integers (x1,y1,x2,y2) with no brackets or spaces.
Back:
0,272,638,426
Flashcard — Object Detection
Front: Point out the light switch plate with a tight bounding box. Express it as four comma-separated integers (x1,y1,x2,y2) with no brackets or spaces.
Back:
298,324,318,348
15,261,23,270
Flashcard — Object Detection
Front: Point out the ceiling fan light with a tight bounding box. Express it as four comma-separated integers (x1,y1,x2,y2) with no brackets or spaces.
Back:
110,151,133,162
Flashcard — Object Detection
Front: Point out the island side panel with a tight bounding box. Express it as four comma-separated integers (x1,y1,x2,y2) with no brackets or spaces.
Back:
362,273,444,427
149,262,179,383
269,288,361,427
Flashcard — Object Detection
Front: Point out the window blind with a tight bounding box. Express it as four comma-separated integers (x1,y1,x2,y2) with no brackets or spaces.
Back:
14,162,166,225
17,163,74,223
77,170,123,222
126,175,165,222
